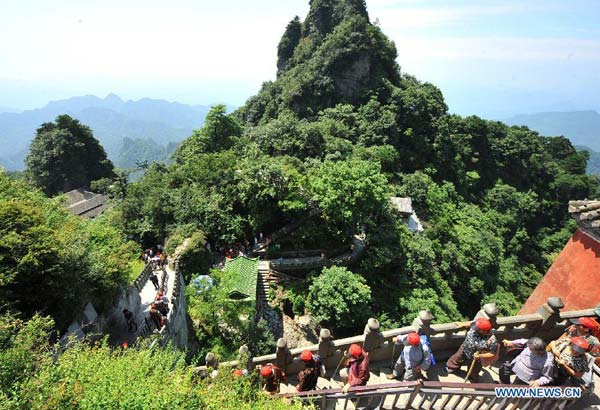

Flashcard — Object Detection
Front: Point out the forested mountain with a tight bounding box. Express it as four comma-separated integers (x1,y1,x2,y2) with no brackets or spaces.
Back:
1,0,598,406
122,0,597,333
577,146,600,175
0,94,209,170
504,110,600,151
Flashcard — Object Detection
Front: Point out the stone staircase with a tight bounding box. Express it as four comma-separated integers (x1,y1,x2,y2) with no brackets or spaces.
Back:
277,361,575,410
257,260,272,305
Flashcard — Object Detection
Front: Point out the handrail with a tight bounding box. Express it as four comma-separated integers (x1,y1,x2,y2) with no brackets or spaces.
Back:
277,380,575,399
197,306,597,372
132,262,153,291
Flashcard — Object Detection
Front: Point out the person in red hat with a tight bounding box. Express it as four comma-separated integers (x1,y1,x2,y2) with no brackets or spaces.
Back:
387,332,431,381
260,364,286,394
445,318,499,381
296,350,325,392
340,344,370,393
560,317,599,353
232,368,247,378
549,336,590,386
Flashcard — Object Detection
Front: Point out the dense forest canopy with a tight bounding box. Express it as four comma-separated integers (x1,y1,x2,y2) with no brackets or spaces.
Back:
120,0,597,329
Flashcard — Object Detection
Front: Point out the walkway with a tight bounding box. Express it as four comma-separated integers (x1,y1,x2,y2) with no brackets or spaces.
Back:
114,262,178,346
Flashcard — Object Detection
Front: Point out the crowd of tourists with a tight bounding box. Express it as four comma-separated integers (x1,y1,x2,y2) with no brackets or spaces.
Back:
256,305,600,395
141,246,168,270
123,246,172,335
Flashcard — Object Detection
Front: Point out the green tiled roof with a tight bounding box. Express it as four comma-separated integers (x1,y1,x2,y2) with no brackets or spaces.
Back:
222,256,258,302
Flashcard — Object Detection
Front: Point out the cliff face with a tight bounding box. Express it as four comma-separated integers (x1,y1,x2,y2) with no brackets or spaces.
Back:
241,0,400,123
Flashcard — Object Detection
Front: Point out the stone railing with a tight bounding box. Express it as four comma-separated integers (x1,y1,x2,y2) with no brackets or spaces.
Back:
132,262,153,291
139,261,186,349
196,297,599,378
270,234,366,272
280,380,577,410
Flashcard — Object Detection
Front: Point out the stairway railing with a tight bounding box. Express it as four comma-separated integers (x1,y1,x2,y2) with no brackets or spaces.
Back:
278,380,575,410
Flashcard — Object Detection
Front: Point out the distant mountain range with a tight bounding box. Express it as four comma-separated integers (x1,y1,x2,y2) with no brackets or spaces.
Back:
0,94,212,170
503,110,600,152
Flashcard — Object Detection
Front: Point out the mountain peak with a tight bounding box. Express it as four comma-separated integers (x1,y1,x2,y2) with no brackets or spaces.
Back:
242,0,399,123
104,93,124,104
304,0,368,37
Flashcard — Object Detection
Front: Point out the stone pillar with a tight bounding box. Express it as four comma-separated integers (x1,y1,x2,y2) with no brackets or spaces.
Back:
537,297,564,331
205,352,217,368
318,328,334,359
363,318,384,352
238,345,253,370
276,338,291,372
473,302,499,329
412,310,434,336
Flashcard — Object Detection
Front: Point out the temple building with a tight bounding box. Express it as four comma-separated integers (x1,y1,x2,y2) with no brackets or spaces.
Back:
63,188,110,219
520,200,600,314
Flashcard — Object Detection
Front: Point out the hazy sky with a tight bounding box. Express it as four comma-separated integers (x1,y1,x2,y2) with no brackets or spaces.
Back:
1,0,599,118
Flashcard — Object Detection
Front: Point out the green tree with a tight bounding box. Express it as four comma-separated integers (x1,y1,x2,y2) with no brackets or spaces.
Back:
308,158,388,233
307,266,371,330
25,115,115,196
174,105,242,161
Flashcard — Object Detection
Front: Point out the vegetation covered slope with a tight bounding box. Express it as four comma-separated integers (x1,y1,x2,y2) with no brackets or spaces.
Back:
0,170,140,328
0,315,302,410
119,0,596,329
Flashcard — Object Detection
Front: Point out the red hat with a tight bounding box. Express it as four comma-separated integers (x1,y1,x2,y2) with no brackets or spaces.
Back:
300,350,313,362
232,369,244,378
475,318,492,332
578,317,598,331
570,336,590,353
260,365,272,378
349,344,362,357
407,332,421,346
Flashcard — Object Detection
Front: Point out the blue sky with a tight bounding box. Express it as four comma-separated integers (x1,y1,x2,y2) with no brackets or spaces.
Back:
0,0,598,118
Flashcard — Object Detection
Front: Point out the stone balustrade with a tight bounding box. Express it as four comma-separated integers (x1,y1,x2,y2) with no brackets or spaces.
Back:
195,298,599,377
132,262,153,291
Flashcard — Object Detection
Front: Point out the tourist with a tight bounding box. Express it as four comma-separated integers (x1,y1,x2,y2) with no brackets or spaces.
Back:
155,299,169,315
296,350,326,392
549,337,590,387
149,304,163,330
261,364,286,394
232,368,247,378
156,291,169,305
149,272,160,290
340,344,370,393
559,317,600,349
499,337,553,386
387,332,431,381
122,308,137,333
445,318,499,381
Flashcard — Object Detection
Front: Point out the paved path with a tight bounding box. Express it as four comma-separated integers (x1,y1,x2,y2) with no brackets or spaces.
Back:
114,263,177,346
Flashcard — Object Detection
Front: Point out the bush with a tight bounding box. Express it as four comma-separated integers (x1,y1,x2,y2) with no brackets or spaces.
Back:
307,266,371,330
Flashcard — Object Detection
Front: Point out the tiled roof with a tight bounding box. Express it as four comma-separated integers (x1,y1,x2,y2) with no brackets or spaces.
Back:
569,200,600,240
390,197,413,214
64,188,110,219
222,256,258,302
519,229,600,314
64,188,96,206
